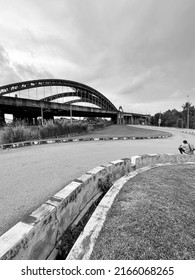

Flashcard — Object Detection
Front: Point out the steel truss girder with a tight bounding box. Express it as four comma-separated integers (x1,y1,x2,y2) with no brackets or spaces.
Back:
63,97,101,107
41,91,103,108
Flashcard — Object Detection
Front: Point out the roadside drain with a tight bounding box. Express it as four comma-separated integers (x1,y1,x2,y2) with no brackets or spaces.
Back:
55,193,104,259
55,177,113,259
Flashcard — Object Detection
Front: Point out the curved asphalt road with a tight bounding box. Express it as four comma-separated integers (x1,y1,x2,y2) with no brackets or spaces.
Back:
0,125,195,236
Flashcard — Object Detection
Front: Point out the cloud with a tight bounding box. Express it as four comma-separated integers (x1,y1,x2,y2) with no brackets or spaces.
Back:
0,45,20,85
0,0,195,114
0,45,53,85
13,63,53,81
117,71,152,96
170,90,183,99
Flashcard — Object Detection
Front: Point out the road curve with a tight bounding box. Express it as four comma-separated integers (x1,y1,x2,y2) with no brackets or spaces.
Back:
0,126,195,236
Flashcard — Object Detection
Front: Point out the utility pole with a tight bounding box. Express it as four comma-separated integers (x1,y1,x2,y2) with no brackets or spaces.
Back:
70,103,72,124
41,106,44,126
158,111,161,126
187,95,190,129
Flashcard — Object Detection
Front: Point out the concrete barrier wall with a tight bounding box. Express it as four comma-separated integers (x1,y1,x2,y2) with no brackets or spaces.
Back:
131,153,195,169
0,153,195,260
0,158,131,260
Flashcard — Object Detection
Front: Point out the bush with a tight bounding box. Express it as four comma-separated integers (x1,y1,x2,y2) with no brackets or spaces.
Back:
0,127,14,144
0,120,88,144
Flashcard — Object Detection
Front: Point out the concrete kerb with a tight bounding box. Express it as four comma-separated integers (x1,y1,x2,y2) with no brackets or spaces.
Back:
66,155,195,260
0,158,131,260
0,152,193,260
0,133,171,150
66,167,153,260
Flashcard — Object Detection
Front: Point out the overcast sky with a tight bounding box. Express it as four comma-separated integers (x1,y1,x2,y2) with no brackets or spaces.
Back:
1,0,195,115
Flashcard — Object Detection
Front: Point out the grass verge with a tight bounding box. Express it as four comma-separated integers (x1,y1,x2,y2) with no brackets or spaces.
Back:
71,125,172,139
90,164,195,260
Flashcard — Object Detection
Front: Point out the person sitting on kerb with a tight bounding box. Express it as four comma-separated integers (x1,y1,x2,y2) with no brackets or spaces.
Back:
178,140,194,155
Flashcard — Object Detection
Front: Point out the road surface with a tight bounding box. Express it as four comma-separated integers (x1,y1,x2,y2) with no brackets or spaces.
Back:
0,125,194,236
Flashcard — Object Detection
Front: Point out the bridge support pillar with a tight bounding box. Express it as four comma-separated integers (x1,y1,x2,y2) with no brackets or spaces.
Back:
111,115,117,124
27,117,33,126
0,110,5,126
127,116,131,124
13,114,20,123
13,114,34,126
134,116,138,124
13,114,24,125
33,117,38,125
117,112,124,125
44,114,54,122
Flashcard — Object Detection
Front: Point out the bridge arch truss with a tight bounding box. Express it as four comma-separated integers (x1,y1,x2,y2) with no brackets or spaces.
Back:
0,79,117,112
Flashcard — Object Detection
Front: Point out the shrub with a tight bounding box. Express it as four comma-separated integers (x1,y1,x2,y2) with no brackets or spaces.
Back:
0,120,88,144
0,127,14,144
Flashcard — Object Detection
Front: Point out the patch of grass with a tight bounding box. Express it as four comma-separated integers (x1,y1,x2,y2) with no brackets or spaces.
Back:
91,164,195,259
71,125,172,139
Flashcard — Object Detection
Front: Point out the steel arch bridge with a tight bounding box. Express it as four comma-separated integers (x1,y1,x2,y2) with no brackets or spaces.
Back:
0,78,150,125
0,78,117,111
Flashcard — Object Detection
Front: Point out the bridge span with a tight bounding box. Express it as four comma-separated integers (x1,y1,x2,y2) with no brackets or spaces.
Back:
0,79,150,125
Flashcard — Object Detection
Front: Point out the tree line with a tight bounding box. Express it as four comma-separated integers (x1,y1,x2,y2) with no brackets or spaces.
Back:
150,102,195,128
